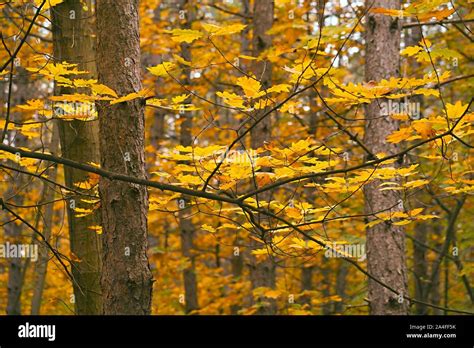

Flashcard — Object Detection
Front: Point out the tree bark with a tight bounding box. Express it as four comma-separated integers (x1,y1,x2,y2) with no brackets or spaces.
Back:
51,0,103,314
175,0,199,314
4,65,33,315
96,0,153,315
248,0,277,315
30,126,59,315
363,0,408,314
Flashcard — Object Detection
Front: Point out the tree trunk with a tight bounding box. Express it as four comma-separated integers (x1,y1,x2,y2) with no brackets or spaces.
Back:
363,0,408,315
51,0,103,315
5,155,25,315
334,261,348,313
177,0,199,314
30,126,59,315
96,0,153,315
403,21,428,315
248,0,277,315
4,65,33,315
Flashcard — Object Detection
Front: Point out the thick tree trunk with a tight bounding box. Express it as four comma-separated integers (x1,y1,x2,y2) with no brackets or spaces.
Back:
248,0,277,315
363,0,408,315
51,0,103,314
96,0,153,315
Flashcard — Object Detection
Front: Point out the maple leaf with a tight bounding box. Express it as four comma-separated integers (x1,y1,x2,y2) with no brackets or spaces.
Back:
110,89,152,105
201,23,246,36
201,224,216,233
147,62,178,77
216,91,246,109
34,0,64,10
401,46,423,57
387,127,412,143
236,76,265,98
165,29,203,43
445,101,468,119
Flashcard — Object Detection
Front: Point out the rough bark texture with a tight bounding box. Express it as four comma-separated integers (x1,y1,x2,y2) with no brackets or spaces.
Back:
51,0,103,315
363,0,408,315
248,0,277,315
96,0,153,315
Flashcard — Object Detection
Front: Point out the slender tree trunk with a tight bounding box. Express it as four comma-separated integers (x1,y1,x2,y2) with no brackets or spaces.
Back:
248,0,277,315
321,265,331,314
4,65,33,315
363,0,408,314
51,0,102,314
177,0,199,314
5,159,25,315
229,0,251,315
430,224,442,314
300,0,326,311
412,223,428,314
334,261,348,313
403,21,428,315
30,126,59,314
96,0,153,315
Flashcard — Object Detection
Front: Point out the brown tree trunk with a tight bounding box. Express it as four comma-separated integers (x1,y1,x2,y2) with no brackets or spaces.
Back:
177,0,199,314
299,0,326,311
430,224,442,314
248,0,277,315
30,126,59,315
4,65,33,315
96,0,153,315
4,148,25,315
363,0,408,315
51,0,103,315
404,21,428,315
334,261,348,313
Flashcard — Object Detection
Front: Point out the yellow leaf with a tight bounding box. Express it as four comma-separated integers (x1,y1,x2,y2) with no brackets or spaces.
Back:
445,101,468,119
110,89,152,105
17,99,44,111
201,23,246,36
264,290,282,299
172,94,190,104
418,8,455,21
387,127,412,143
412,119,434,138
201,224,216,233
252,248,270,255
216,91,246,108
236,76,265,98
34,0,64,10
147,62,177,77
90,83,118,98
88,225,103,235
370,8,408,17
165,29,203,43
173,54,192,66
401,45,423,57
403,180,429,189
267,84,291,93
